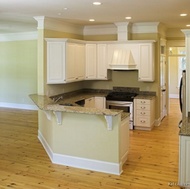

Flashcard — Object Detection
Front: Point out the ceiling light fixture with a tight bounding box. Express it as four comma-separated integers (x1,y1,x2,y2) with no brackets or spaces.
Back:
89,19,95,22
186,24,190,27
180,13,187,16
125,16,132,20
93,2,102,5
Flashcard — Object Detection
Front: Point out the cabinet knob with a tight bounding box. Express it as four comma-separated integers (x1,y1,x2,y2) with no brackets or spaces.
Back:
141,106,146,109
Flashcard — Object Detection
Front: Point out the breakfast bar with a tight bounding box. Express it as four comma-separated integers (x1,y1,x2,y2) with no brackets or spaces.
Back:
30,93,130,175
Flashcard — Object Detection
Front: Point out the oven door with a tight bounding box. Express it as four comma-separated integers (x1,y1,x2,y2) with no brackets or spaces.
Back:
106,100,133,120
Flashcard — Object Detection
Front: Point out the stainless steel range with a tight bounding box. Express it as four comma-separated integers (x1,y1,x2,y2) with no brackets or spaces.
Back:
106,91,137,129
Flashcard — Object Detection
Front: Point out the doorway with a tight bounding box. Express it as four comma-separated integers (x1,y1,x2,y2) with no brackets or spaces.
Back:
168,47,186,99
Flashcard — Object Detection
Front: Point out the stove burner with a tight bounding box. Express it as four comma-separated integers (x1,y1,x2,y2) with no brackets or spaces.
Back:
106,92,137,101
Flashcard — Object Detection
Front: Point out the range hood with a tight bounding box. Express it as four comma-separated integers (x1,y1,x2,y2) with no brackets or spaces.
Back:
109,49,137,70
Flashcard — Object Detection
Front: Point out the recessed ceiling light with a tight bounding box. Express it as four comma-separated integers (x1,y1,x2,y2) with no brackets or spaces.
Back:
125,17,132,20
186,24,190,27
89,19,95,22
180,13,187,16
64,7,68,10
93,2,102,5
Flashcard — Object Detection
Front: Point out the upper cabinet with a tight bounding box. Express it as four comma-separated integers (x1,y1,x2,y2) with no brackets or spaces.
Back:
46,38,155,84
138,42,155,82
46,39,85,84
85,43,109,80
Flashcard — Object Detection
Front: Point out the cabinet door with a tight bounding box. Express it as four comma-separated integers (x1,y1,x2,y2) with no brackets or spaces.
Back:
47,42,66,84
94,97,105,109
138,43,155,82
76,44,85,81
85,97,95,108
66,43,76,82
97,44,107,79
86,44,97,79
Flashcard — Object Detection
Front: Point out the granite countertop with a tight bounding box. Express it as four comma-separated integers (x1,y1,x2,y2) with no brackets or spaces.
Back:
179,117,190,136
134,95,156,100
29,93,128,118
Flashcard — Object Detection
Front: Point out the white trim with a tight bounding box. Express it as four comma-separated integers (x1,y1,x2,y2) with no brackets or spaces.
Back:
154,118,161,126
83,24,116,36
132,22,159,33
0,102,38,110
0,31,38,42
34,16,84,35
38,130,122,175
83,22,160,36
169,94,179,98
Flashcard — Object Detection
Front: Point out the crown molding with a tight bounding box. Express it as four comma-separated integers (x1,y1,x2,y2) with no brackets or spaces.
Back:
83,24,116,36
34,16,84,35
132,22,160,33
83,22,161,36
0,31,37,42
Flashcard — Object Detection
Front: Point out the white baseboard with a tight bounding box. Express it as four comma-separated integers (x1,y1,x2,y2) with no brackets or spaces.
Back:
38,130,122,175
0,102,38,110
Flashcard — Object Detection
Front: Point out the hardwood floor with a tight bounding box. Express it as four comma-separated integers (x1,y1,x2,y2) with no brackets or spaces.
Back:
0,99,181,189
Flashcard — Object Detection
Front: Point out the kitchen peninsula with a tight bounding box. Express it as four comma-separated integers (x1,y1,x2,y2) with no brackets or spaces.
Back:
30,90,130,175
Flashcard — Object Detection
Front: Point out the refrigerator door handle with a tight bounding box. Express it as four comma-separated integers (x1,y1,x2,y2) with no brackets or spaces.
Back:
179,77,183,112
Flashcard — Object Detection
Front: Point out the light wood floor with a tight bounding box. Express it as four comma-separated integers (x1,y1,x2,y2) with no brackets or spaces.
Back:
0,99,181,189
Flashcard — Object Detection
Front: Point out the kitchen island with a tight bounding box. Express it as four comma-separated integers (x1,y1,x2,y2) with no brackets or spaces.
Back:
30,92,130,175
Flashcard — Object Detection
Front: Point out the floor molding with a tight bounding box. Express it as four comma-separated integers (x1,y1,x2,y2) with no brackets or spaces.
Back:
38,130,122,175
0,102,38,110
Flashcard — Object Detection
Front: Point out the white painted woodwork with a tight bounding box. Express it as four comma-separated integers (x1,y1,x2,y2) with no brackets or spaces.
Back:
119,116,129,164
46,39,85,84
95,97,106,109
138,43,155,82
85,97,106,109
179,135,190,188
85,43,108,80
134,98,155,130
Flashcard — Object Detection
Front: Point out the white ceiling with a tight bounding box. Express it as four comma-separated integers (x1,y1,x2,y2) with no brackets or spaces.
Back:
0,0,190,34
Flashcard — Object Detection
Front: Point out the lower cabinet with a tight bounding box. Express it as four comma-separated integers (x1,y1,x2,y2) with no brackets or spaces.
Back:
84,97,105,109
134,97,155,130
179,135,190,188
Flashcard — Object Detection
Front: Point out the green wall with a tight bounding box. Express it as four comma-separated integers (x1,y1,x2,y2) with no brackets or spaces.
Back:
0,40,37,108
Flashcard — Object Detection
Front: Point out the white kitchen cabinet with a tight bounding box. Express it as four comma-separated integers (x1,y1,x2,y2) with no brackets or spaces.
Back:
84,97,95,108
46,39,85,84
94,97,106,109
179,135,190,188
134,97,155,130
85,43,108,80
138,43,155,82
85,97,105,109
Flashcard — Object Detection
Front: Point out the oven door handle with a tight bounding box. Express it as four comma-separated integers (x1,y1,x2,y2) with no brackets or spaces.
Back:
107,102,132,106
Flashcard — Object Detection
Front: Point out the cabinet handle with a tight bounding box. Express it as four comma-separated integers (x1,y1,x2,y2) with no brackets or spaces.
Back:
140,106,146,109
141,112,146,115
141,101,146,104
140,120,146,123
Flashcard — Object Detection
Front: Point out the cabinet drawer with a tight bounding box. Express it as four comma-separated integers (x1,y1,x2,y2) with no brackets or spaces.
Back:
136,110,150,116
135,116,150,127
136,104,150,111
136,99,150,105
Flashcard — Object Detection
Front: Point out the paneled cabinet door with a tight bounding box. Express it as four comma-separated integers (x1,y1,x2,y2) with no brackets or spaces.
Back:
47,41,66,84
138,43,155,82
66,43,85,82
85,43,108,80
179,135,190,187
97,44,108,79
85,44,97,79
47,40,85,84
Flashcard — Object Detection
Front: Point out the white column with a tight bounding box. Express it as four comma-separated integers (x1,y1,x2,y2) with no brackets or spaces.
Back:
182,29,190,116
115,22,132,41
